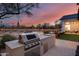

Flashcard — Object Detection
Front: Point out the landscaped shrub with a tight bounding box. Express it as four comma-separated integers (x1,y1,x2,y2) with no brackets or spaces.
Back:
0,34,16,48
59,32,64,35
43,31,50,34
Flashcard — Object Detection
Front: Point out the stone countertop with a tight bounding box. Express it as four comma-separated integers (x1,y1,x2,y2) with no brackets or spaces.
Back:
39,34,55,40
39,35,51,40
5,40,24,49
5,33,55,49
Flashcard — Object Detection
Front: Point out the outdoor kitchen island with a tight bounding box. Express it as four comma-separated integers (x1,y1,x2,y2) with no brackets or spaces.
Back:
5,32,56,56
40,34,55,55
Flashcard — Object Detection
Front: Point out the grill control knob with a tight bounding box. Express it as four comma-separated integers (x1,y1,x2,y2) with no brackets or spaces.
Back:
25,45,29,48
35,42,38,44
32,43,35,45
28,44,32,47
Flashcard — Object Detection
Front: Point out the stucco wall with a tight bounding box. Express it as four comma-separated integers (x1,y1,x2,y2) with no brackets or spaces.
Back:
61,18,79,32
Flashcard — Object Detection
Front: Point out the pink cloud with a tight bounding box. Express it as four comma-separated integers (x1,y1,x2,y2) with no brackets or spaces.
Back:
8,3,78,26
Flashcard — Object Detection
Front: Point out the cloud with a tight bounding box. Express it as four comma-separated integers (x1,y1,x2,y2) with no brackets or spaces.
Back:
2,3,78,26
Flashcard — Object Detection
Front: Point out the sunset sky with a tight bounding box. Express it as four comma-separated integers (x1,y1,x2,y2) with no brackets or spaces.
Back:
2,3,78,26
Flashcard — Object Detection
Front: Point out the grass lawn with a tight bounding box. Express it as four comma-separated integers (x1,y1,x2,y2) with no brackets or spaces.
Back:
0,37,1,40
59,34,79,42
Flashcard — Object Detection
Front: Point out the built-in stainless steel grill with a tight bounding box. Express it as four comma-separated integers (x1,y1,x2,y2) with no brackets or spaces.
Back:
19,32,41,56
19,32,40,50
24,38,40,50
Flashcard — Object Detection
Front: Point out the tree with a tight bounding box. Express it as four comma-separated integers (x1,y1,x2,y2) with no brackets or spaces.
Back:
49,25,55,29
55,24,61,29
42,23,49,29
54,20,61,29
0,20,3,28
31,25,35,29
0,3,39,18
0,3,40,28
17,20,20,28
36,24,42,29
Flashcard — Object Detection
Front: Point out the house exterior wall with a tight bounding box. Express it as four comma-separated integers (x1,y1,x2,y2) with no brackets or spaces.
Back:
61,18,79,32
61,20,65,32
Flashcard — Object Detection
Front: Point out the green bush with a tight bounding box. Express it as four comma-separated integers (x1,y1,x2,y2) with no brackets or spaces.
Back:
43,31,50,34
0,34,16,48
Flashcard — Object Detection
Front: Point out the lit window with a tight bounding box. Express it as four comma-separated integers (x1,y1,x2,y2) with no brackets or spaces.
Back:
65,22,69,25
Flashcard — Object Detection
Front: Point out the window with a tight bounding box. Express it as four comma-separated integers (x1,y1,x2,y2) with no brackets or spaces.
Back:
26,34,37,40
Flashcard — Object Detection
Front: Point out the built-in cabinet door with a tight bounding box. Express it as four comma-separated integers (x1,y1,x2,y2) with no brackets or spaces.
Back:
48,37,55,49
43,42,48,53
43,40,48,53
48,37,52,49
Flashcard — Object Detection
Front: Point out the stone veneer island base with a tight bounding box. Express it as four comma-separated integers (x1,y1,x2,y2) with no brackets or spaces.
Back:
5,33,56,56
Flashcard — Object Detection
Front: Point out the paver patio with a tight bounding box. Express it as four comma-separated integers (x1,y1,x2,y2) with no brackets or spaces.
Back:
43,39,79,56
0,39,79,56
